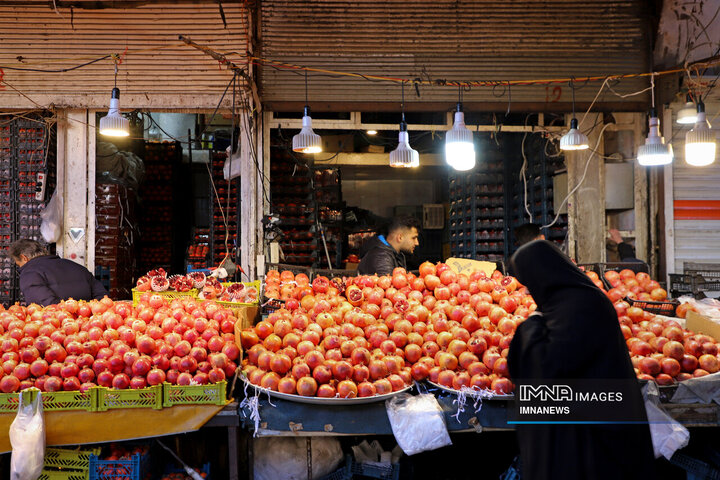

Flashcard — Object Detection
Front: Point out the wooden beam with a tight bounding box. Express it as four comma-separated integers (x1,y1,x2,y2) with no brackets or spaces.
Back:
264,101,647,114
310,152,444,166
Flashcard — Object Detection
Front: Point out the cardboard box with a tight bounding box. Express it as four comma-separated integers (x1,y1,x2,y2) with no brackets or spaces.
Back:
322,134,354,153
686,310,720,341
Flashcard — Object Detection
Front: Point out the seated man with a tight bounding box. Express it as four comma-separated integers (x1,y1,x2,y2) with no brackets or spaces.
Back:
357,216,420,276
10,239,108,306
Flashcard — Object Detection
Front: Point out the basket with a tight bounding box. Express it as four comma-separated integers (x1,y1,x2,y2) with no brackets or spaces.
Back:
351,460,400,480
626,296,679,316
163,461,211,479
669,452,720,480
44,446,102,470
0,390,34,413
38,470,88,480
94,385,163,411
162,381,227,408
669,273,720,299
131,288,198,306
684,262,720,281
88,452,150,480
577,263,600,273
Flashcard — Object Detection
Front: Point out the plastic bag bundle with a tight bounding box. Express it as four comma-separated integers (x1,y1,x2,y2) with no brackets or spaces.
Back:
10,391,45,480
253,437,343,480
40,190,62,243
386,393,452,456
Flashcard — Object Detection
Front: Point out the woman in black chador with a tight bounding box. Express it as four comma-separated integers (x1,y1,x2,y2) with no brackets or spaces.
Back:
508,240,655,480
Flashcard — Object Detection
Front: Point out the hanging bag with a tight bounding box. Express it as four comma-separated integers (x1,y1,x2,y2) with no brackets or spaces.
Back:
9,391,45,480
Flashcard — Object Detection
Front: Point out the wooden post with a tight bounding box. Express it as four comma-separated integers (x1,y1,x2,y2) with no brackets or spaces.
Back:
633,112,650,264
566,113,605,263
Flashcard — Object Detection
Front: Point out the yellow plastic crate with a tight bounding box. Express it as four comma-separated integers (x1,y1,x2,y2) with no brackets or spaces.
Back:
0,390,34,413
94,385,163,411
41,389,96,412
44,446,101,470
162,381,227,408
38,470,88,480
131,288,198,306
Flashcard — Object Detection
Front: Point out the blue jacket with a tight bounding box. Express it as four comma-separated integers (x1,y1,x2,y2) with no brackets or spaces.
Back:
19,255,108,306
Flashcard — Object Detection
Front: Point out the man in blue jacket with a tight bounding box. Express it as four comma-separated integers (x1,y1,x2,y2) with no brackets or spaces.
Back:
9,239,108,306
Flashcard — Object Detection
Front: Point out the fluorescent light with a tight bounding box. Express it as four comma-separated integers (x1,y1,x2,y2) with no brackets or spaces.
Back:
366,129,378,135
560,118,589,150
677,95,698,125
292,107,322,154
445,108,475,171
685,103,716,167
389,124,419,168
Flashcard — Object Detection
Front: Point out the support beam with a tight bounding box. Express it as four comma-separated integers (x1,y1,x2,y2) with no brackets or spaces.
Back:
311,153,444,166
566,113,605,263
240,110,258,280
57,109,94,267
632,112,649,264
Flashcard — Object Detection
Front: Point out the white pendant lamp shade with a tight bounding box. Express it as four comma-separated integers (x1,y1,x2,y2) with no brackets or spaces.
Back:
677,101,698,125
559,118,589,151
445,109,475,171
99,88,130,137
389,125,419,168
292,107,322,154
637,110,673,166
685,104,716,167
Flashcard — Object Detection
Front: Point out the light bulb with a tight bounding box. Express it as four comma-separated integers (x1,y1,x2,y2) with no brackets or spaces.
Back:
637,110,673,166
677,96,698,125
445,108,475,171
559,118,589,150
685,105,716,167
292,107,322,154
389,125,419,168
99,87,130,137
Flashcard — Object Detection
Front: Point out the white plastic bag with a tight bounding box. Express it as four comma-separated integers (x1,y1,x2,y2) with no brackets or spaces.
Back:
10,391,45,480
386,393,452,456
645,400,689,459
223,145,242,181
40,190,63,243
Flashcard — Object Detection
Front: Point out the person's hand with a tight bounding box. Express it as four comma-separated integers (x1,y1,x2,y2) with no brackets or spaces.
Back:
609,228,623,244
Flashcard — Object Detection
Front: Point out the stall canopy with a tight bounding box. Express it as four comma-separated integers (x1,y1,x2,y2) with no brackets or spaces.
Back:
0,2,248,109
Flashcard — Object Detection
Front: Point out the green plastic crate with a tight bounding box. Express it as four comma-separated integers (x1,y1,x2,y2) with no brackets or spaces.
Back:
41,390,96,412
95,385,163,411
44,447,101,471
162,381,227,407
38,469,88,480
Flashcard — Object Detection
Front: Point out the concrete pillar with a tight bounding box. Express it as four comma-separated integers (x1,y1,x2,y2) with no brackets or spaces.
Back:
240,110,263,280
566,113,605,263
55,109,95,270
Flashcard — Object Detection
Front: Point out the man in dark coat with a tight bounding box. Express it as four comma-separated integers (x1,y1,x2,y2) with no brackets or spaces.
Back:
508,240,655,480
357,216,419,276
10,239,108,306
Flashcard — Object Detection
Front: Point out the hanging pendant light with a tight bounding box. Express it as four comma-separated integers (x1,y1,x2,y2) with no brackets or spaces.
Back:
292,70,322,154
638,74,673,166
559,80,589,151
389,81,419,168
99,64,129,137
445,85,475,171
685,100,716,167
676,94,698,125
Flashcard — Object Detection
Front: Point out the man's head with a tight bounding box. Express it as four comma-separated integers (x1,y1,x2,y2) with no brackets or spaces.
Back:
514,223,545,247
386,215,420,254
9,239,47,267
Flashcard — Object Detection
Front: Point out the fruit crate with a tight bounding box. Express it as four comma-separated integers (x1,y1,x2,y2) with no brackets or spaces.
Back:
598,262,650,290
95,385,163,411
162,380,227,408
312,268,358,280
162,461,211,479
577,263,600,274
669,452,720,480
41,389,96,412
669,273,696,298
45,446,102,470
213,280,261,307
131,288,198,306
38,470,89,480
626,296,679,317
265,263,312,277
319,456,399,480
0,390,32,413
684,262,720,281
89,452,150,480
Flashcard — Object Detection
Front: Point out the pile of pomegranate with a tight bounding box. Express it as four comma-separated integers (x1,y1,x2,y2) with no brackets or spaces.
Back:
241,264,530,398
0,295,240,393
136,268,197,293
242,264,720,399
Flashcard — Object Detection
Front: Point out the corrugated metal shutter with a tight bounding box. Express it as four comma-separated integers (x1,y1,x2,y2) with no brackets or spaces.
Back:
672,105,720,273
260,0,650,106
0,3,247,109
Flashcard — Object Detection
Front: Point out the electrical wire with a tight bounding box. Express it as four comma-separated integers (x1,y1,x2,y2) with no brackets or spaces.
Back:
542,123,613,229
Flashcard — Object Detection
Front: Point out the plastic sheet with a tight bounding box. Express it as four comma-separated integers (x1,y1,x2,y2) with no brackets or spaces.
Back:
10,391,45,480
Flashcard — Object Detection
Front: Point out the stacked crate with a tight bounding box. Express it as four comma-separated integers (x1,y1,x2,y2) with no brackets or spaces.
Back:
210,151,239,268
313,168,344,268
95,182,137,299
0,115,52,305
138,142,179,274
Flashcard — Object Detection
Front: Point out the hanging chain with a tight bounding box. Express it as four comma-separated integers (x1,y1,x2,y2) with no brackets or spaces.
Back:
304,70,309,106
650,73,655,109
569,78,576,117
401,80,406,123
